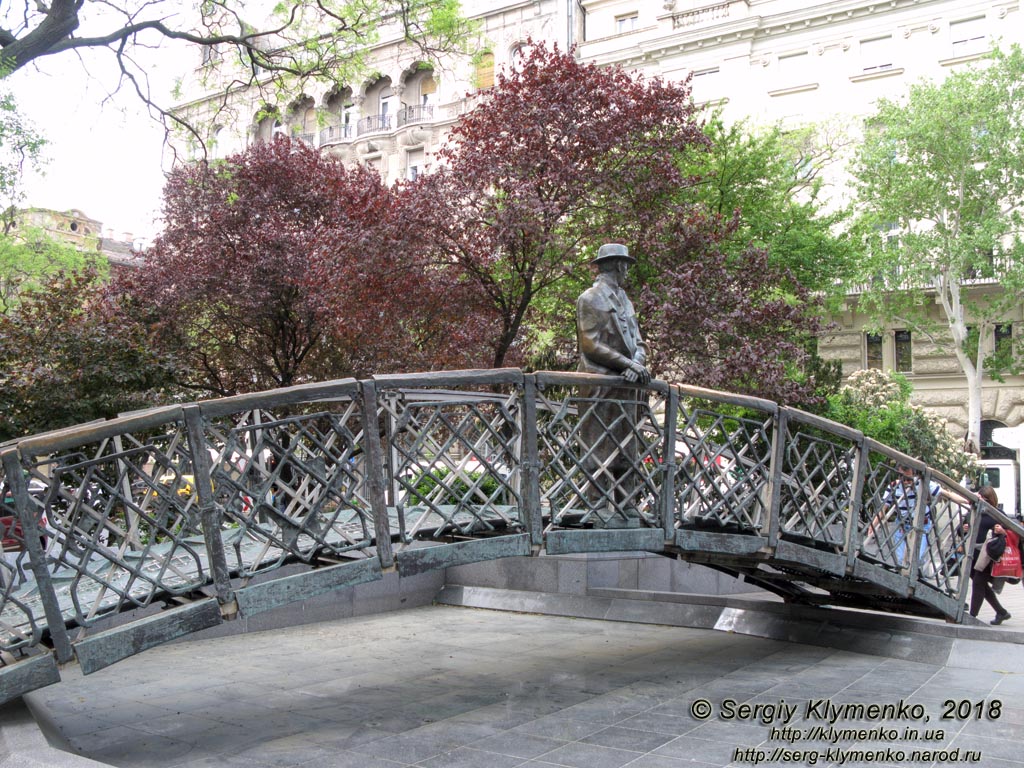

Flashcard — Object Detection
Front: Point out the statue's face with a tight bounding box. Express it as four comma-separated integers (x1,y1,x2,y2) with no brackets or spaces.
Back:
611,259,629,283
597,257,630,285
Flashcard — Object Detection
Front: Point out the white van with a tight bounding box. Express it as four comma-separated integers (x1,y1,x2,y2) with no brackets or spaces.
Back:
979,458,1020,519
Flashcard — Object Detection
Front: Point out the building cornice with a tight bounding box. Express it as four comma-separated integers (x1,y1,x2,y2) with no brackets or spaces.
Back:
579,0,990,70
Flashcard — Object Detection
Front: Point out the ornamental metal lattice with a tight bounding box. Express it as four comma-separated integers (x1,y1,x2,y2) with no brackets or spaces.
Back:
202,402,377,575
380,388,525,543
673,404,773,532
536,385,666,530
25,423,209,628
779,424,856,549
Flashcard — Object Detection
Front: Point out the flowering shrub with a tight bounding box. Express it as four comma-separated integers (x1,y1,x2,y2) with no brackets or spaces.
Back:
826,369,979,479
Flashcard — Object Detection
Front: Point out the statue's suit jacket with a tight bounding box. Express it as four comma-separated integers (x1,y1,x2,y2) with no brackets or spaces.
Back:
576,278,647,385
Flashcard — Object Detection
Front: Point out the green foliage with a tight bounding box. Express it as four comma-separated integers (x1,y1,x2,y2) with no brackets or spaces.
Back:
824,369,979,479
683,113,855,299
411,467,500,504
0,227,107,313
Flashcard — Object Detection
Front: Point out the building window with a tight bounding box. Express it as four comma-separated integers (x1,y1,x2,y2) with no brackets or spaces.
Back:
995,324,1014,356
894,330,912,373
616,13,638,34
866,333,883,370
201,44,221,66
690,67,720,101
777,51,810,87
950,17,987,58
475,53,494,89
510,44,527,73
966,325,980,360
407,148,424,182
860,36,893,73
421,75,437,107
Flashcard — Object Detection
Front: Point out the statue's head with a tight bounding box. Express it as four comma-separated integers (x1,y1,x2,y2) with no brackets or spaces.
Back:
591,243,635,271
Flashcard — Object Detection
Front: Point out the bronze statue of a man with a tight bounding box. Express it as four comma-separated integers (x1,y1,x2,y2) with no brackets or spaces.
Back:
576,243,651,524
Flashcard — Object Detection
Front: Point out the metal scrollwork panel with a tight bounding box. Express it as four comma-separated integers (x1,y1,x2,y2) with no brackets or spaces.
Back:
381,389,524,545
674,404,772,532
779,424,855,548
16,424,207,633
537,386,665,530
202,401,374,576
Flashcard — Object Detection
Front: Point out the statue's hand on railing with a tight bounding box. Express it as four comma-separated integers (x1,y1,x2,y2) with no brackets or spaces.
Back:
622,361,651,385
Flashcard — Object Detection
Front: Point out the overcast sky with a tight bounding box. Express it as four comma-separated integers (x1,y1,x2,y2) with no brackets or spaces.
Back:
7,41,180,244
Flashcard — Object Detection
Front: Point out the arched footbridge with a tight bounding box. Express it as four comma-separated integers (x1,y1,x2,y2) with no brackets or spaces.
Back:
0,370,1015,704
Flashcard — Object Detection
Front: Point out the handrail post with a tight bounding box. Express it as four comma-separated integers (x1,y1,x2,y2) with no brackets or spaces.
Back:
522,375,543,547
844,435,868,571
762,407,789,548
1,447,73,662
957,496,984,622
661,386,679,541
360,380,394,568
183,406,235,609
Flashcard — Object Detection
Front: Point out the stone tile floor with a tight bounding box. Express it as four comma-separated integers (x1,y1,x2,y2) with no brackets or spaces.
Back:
29,604,1024,768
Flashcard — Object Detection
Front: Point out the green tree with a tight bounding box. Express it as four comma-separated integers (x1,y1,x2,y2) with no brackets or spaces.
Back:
685,114,855,298
0,227,106,313
846,46,1024,454
824,369,978,480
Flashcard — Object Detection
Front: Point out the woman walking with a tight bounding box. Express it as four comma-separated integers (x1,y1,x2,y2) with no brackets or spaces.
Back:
969,485,1013,625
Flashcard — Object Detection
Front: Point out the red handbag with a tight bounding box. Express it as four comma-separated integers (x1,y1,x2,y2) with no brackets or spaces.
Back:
992,530,1023,579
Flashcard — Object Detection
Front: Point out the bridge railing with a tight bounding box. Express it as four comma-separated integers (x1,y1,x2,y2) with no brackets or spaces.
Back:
0,370,1016,704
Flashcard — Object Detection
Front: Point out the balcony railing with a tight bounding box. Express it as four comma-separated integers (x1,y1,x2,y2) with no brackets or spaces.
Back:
296,132,316,147
397,104,434,127
357,114,392,136
845,253,1011,295
319,123,353,146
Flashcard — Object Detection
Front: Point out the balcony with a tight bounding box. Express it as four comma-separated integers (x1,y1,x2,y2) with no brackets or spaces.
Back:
397,105,434,127
296,132,316,147
357,114,392,136
319,123,353,146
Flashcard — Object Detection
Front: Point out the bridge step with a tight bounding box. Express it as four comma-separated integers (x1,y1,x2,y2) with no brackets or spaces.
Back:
396,534,532,576
546,528,666,554
435,585,1022,666
0,652,60,707
75,599,223,676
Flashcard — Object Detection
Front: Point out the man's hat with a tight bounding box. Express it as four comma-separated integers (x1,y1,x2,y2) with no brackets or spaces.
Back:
591,243,635,264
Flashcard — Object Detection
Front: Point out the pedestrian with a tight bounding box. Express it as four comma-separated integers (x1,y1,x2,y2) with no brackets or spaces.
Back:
969,484,1013,624
866,463,940,565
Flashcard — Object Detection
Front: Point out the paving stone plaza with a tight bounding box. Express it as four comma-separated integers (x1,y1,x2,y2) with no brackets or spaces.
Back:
13,589,1024,768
